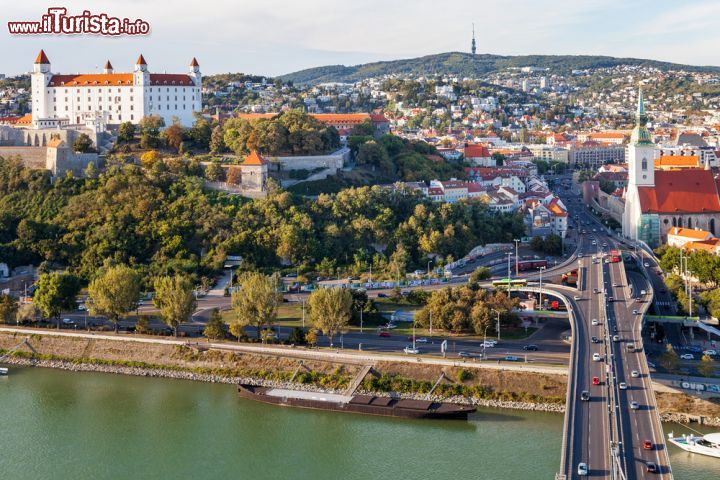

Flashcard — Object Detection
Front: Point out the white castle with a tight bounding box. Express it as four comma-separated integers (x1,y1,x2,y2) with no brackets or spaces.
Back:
30,50,202,129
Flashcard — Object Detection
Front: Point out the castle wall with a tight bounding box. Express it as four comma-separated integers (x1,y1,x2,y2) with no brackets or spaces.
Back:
0,147,48,169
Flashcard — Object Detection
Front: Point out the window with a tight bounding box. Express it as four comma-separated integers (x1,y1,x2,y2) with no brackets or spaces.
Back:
641,157,647,170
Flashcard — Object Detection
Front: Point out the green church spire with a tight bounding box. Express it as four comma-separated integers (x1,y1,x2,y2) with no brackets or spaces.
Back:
630,84,652,145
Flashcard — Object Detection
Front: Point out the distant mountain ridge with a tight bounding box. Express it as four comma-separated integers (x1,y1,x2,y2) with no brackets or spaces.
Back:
279,52,720,85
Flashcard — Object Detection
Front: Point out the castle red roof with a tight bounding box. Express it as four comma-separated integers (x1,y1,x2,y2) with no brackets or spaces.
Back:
242,151,268,166
136,54,147,65
35,50,50,64
637,170,720,214
190,57,199,67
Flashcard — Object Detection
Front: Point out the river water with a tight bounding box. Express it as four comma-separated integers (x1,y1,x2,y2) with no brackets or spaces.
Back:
0,366,718,480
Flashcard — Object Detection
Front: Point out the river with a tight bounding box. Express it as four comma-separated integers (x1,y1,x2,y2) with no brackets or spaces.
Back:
0,366,718,479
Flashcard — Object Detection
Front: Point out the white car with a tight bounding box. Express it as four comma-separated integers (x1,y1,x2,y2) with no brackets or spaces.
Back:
574,295,581,301
680,353,694,360
630,401,639,410
619,382,627,390
591,319,599,326
577,463,588,476
631,370,640,378
703,349,717,356
415,337,428,344
593,353,602,362
644,262,650,267
482,341,496,348
403,346,420,354
62,318,75,325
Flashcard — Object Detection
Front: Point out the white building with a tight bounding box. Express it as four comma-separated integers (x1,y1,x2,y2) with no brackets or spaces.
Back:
31,50,202,129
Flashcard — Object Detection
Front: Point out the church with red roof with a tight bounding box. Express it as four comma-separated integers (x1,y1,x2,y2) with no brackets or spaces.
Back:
623,86,720,246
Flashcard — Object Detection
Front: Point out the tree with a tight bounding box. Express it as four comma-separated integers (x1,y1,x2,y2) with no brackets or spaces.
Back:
209,125,226,154
0,294,18,324
87,264,141,333
698,354,715,377
308,288,352,347
135,316,151,334
84,161,98,179
305,329,318,348
153,275,197,337
163,123,185,153
469,267,491,284
73,133,94,153
118,122,137,143
230,272,278,341
16,303,39,325
204,162,225,182
34,272,81,328
203,308,226,340
659,343,680,374
140,150,163,168
226,166,242,185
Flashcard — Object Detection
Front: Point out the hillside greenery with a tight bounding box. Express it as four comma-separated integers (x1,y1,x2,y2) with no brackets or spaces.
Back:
279,52,720,85
0,156,524,287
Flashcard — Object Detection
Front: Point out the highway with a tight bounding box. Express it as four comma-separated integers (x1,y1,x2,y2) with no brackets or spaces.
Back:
559,189,672,479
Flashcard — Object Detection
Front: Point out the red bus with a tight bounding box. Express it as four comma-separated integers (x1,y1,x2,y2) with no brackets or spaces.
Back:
517,259,548,272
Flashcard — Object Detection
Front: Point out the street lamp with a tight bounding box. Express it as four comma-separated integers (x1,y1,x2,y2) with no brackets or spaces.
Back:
491,308,501,341
539,266,546,309
482,324,490,360
513,239,521,276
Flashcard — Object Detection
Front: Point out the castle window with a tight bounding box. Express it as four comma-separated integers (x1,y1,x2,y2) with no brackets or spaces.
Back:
641,158,647,170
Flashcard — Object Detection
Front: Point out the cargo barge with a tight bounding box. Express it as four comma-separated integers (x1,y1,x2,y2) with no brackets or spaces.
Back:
238,384,475,420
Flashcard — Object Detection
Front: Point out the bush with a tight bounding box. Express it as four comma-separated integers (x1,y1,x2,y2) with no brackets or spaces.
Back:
456,368,473,383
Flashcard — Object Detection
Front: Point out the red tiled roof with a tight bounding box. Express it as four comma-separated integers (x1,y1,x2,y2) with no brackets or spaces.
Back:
464,143,490,158
637,170,720,214
35,49,50,64
149,74,195,86
242,151,268,166
428,187,444,196
49,74,133,86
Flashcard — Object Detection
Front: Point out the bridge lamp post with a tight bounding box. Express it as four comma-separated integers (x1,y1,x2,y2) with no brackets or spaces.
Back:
513,239,520,276
539,266,546,309
482,324,490,360
491,308,501,341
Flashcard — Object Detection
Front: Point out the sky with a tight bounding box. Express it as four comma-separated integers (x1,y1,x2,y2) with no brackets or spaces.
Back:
2,0,720,78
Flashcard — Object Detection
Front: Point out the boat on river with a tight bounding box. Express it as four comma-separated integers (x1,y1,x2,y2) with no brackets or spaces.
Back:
238,384,475,420
668,432,720,458
0,367,8,376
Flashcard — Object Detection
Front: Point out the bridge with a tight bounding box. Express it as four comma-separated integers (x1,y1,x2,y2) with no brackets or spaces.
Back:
543,207,673,478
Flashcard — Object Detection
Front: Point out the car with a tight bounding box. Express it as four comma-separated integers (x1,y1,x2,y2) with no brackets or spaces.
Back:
377,331,391,337
377,293,388,298
613,283,621,288
647,361,656,369
643,440,653,450
592,240,597,245
523,344,539,351
577,462,589,476
504,355,520,362
608,296,614,302
482,341,497,348
62,318,75,325
591,336,600,344
631,370,640,378
415,337,428,344
619,382,627,390
592,376,600,385
458,351,472,358
680,353,695,360
644,262,650,268
703,349,718,356
592,288,598,294
574,295,581,301
593,353,602,362
77,304,86,311
685,345,703,353
630,401,639,410
578,253,584,258
640,289,647,296
613,335,620,342
646,462,657,473
591,318,599,326
632,309,639,315
403,346,420,354
580,391,590,402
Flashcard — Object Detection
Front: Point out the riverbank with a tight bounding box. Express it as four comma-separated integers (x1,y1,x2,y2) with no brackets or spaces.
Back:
1,329,718,423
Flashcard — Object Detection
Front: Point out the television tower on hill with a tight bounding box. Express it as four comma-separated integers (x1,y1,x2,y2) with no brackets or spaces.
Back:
471,23,476,55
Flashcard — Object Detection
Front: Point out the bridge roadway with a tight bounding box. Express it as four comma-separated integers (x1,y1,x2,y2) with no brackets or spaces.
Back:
558,198,672,479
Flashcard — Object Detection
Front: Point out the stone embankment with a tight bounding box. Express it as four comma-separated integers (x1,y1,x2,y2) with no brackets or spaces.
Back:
660,411,720,428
